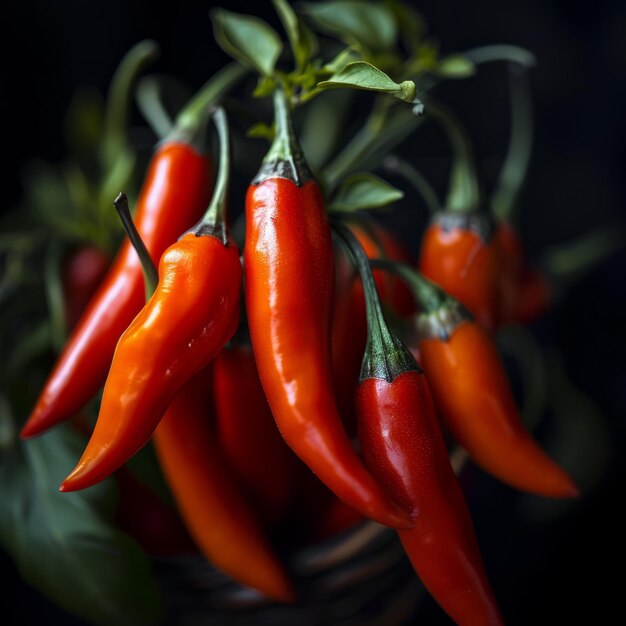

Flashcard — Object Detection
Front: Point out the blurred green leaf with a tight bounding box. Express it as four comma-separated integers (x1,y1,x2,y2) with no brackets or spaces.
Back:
384,0,425,53
246,122,275,140
330,172,404,211
65,87,105,160
302,1,397,53
211,9,283,77
0,427,163,626
273,0,318,70
436,54,476,78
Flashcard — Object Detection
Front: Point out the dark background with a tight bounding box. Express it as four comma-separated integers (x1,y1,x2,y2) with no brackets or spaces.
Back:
1,0,625,624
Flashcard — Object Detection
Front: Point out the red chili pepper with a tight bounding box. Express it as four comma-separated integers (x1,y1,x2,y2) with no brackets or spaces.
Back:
419,212,499,330
390,264,577,498
244,89,411,530
153,365,294,602
21,66,245,439
60,109,242,492
213,341,297,527
334,223,503,626
61,246,111,331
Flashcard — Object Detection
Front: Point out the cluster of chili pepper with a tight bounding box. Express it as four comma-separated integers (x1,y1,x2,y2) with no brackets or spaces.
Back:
19,17,581,625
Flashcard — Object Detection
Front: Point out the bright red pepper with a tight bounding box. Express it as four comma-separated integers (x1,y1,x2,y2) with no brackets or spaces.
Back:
153,365,294,602
244,89,412,530
358,372,503,626
213,342,297,527
418,301,577,498
419,211,499,330
21,67,245,440
60,109,242,492
335,223,502,626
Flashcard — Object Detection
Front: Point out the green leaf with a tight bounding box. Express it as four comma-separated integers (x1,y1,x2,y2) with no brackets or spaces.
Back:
436,54,476,78
272,0,318,70
252,74,278,98
247,122,275,140
330,172,404,211
302,1,397,53
211,9,283,77
322,47,360,74
318,61,405,94
0,427,163,626
384,0,425,52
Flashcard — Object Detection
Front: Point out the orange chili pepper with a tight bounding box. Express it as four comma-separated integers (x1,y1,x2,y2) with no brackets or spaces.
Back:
383,261,577,498
153,365,294,602
244,89,412,530
21,66,245,439
419,212,499,330
60,108,242,492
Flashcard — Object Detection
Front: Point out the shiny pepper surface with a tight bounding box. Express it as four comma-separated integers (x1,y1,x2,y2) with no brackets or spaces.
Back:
154,365,294,602
22,141,211,438
420,316,577,497
61,231,242,491
244,89,411,530
245,178,410,529
358,371,503,626
419,212,499,330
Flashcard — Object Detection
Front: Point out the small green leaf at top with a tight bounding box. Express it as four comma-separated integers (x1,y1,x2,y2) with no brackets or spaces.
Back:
318,61,414,101
301,1,397,53
330,172,404,212
211,9,283,77
247,122,275,140
436,54,476,78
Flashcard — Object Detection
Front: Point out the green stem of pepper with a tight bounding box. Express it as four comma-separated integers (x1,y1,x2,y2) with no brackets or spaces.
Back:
102,40,160,167
113,193,158,299
187,107,231,245
424,96,481,213
331,220,419,382
463,44,536,68
253,88,311,186
382,154,441,214
491,65,534,222
168,63,247,150
369,259,447,314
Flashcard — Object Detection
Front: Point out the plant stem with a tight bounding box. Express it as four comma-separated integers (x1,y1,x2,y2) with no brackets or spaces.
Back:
382,155,441,214
331,220,418,382
491,66,534,222
113,193,158,299
463,45,536,68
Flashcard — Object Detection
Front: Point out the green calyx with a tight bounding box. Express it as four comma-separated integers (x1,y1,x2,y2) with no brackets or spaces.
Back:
253,88,312,186
331,221,420,383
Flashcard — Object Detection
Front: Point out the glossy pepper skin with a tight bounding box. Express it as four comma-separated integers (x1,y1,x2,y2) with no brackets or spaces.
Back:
419,312,577,498
153,366,294,602
22,141,212,438
213,342,297,527
60,231,242,491
244,90,411,530
419,211,499,331
358,372,503,626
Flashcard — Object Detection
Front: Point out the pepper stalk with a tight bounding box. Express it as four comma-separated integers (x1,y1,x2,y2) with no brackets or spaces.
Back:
331,221,418,383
